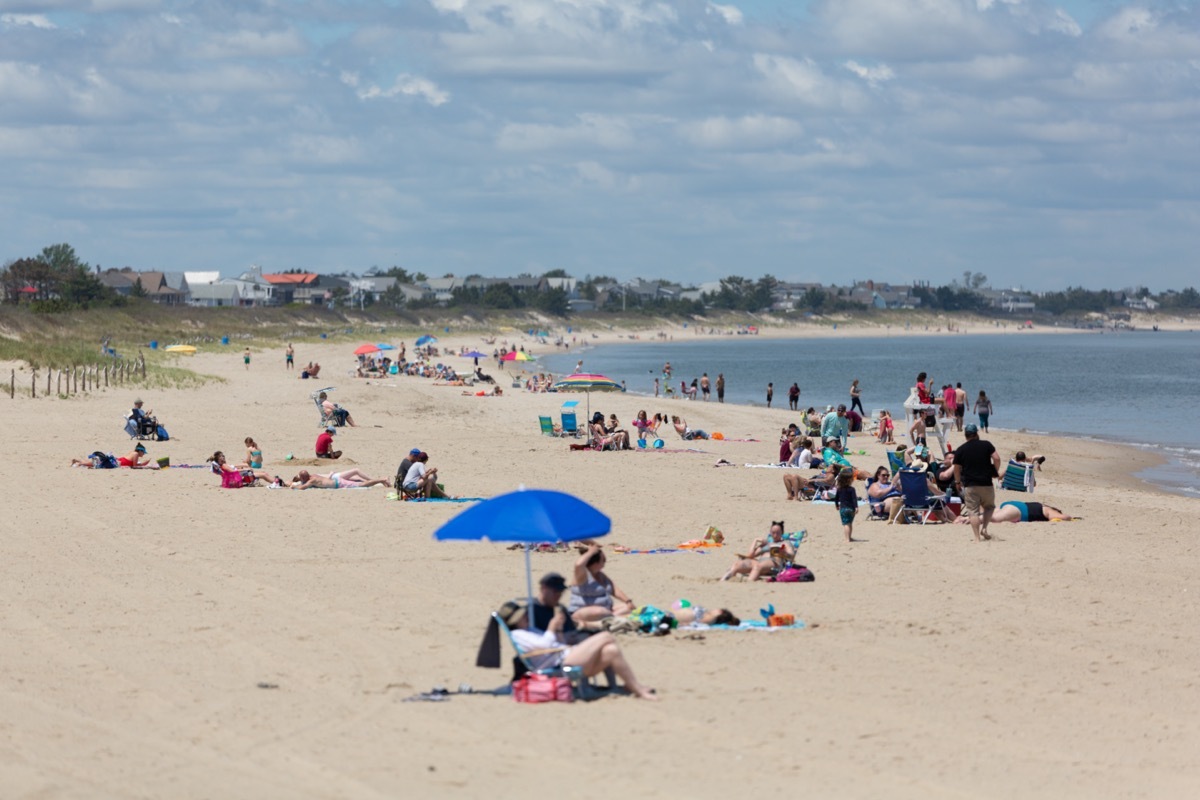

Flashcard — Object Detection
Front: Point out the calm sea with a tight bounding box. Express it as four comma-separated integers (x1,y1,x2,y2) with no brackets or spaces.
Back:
539,331,1200,497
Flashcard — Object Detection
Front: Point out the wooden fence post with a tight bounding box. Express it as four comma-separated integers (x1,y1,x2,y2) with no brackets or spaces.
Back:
57,371,62,396
47,370,52,396
105,365,109,388
32,371,36,399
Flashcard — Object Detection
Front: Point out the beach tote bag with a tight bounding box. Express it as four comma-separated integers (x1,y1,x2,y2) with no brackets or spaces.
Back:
772,565,815,583
512,674,574,704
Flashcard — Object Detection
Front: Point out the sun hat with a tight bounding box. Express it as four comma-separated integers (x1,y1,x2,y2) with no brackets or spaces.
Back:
135,444,146,452
497,600,526,626
326,426,336,435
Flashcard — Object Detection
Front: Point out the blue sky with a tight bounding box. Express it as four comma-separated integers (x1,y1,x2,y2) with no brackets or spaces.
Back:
1,0,1197,290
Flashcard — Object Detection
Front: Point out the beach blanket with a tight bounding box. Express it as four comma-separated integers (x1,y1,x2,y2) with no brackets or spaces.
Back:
614,547,709,555
633,447,710,455
683,620,806,631
715,438,761,443
742,463,809,469
386,493,484,503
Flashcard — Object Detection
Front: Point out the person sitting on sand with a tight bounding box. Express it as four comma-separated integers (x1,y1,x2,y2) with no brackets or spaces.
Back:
783,461,843,500
236,437,263,470
721,521,794,581
290,468,389,490
315,427,342,459
787,436,822,469
956,501,1078,524
671,415,709,441
401,451,439,498
497,600,656,700
211,451,281,486
569,544,635,625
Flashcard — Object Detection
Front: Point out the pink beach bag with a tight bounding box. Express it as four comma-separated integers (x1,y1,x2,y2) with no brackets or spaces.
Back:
512,674,574,704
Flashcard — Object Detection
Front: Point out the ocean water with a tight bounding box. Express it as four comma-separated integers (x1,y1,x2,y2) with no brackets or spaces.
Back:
539,331,1200,497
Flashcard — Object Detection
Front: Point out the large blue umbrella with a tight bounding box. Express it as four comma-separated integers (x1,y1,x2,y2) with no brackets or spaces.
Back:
434,488,611,628
415,334,437,346
375,343,396,350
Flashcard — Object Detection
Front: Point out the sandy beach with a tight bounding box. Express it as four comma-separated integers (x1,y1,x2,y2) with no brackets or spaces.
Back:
5,330,1200,799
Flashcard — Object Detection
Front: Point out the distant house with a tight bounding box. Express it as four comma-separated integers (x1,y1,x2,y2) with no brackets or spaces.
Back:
184,271,221,287
423,277,461,304
227,266,277,306
188,283,242,307
264,273,322,305
980,288,1036,313
1125,296,1160,312
99,269,186,304
99,269,138,296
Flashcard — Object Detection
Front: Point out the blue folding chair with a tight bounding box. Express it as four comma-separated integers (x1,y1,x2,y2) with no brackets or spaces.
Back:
891,469,948,525
561,400,581,437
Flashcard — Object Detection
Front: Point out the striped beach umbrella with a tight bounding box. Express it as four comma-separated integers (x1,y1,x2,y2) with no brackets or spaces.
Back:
500,350,535,362
552,372,622,420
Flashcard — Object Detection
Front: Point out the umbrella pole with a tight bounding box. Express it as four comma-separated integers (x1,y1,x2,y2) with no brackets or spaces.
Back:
524,544,538,632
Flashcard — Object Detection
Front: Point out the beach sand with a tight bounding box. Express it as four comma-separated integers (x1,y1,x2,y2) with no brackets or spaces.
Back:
6,333,1200,799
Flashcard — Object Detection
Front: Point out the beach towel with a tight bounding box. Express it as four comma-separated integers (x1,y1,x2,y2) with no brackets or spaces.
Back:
683,620,806,631
386,493,483,503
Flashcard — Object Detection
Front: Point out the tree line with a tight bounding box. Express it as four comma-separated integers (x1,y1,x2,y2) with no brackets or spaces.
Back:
5,243,1199,316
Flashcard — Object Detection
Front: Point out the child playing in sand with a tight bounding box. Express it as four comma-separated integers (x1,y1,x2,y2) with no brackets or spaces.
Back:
834,470,859,542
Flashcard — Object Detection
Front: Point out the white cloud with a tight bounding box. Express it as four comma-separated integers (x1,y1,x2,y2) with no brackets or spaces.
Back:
844,60,894,86
1,13,55,29
707,3,743,26
684,114,803,149
357,74,449,106
496,113,637,152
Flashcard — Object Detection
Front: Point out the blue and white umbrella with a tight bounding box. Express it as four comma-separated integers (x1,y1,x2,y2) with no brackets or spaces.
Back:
434,488,610,627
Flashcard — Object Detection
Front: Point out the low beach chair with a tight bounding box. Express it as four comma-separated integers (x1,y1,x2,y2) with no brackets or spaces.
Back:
1001,460,1036,493
890,469,948,525
561,400,582,437
488,612,595,699
311,387,338,427
539,415,557,436
887,450,907,475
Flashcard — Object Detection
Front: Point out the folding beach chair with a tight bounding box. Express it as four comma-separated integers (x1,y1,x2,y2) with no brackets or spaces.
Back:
311,387,338,427
538,416,565,437
887,450,907,475
560,400,582,437
1001,460,1036,493
890,469,948,525
487,612,593,699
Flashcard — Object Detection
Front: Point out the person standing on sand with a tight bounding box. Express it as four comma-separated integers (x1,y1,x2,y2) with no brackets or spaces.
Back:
954,383,967,431
243,347,251,370
788,382,800,411
654,377,660,397
850,379,864,415
700,373,711,401
953,423,1000,542
286,343,294,370
766,382,774,408
716,373,725,403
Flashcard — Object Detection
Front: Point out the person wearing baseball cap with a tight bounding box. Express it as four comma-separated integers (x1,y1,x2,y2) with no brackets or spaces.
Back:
953,422,1000,541
396,448,422,489
530,572,581,640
